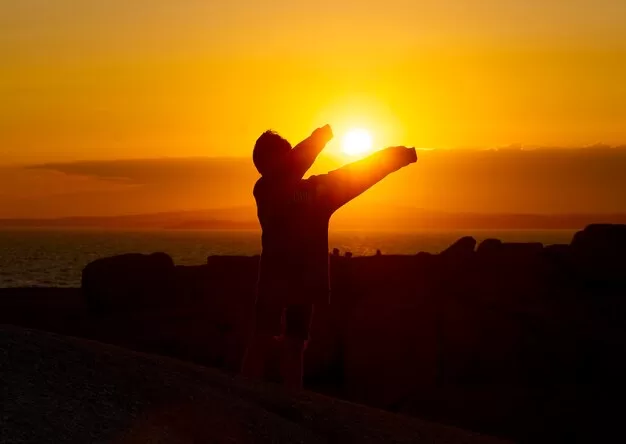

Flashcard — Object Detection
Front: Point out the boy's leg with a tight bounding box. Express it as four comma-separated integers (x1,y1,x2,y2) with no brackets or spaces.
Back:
279,304,313,390
241,302,283,380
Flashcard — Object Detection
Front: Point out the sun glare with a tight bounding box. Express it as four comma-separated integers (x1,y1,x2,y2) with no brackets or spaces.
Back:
342,129,373,157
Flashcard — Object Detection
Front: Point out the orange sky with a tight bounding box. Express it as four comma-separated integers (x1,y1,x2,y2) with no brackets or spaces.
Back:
2,1,626,220
2,1,626,165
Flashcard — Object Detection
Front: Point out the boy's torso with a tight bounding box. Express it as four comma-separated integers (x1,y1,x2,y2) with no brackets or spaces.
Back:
254,176,332,301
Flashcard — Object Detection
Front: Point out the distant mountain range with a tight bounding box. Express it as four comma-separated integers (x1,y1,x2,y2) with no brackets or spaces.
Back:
0,208,256,230
1,207,625,230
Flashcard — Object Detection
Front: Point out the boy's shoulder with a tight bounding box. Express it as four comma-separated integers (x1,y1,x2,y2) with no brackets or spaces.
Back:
254,176,309,195
253,176,289,201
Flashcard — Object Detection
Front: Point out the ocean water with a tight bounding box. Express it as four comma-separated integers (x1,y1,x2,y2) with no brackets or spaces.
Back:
0,229,577,288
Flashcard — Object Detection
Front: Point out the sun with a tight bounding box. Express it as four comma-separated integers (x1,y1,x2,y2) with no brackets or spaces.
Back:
342,128,373,156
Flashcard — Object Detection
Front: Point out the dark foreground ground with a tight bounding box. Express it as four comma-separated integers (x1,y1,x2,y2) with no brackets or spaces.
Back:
0,325,506,444
2,224,626,442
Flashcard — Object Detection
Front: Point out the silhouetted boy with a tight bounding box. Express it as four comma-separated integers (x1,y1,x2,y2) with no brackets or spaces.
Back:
242,124,417,389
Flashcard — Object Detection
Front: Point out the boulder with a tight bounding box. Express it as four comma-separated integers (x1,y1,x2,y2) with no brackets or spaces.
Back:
571,224,626,253
66,237,626,442
440,236,477,262
476,241,544,272
571,224,626,281
202,255,260,371
342,299,438,409
543,243,570,259
476,239,502,256
82,252,175,313
477,240,543,260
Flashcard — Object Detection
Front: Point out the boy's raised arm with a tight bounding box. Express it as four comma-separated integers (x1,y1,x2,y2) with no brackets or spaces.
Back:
318,146,417,211
290,125,334,179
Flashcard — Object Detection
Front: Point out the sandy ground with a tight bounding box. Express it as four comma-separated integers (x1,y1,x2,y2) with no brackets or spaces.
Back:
1,325,509,443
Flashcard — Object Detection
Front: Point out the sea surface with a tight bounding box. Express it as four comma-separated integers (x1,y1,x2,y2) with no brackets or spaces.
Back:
0,229,577,288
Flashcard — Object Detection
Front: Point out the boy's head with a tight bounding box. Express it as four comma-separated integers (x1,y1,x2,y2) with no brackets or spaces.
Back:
253,130,292,176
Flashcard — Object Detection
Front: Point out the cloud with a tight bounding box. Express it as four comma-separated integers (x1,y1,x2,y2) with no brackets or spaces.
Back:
15,157,258,217
399,147,626,214
4,148,626,219
29,157,256,185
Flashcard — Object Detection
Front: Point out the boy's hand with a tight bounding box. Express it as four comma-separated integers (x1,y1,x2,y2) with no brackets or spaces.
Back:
406,147,418,164
313,124,334,144
387,146,418,165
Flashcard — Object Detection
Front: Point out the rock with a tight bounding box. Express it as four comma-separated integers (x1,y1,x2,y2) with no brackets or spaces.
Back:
201,256,260,371
416,251,434,259
501,243,544,265
342,299,438,409
543,244,570,258
82,252,175,313
477,241,543,265
55,231,626,442
441,236,477,257
571,224,626,253
539,244,574,282
476,238,502,256
439,237,477,268
571,224,626,281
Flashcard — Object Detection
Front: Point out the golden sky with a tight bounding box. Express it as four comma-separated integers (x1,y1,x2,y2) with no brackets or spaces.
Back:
2,0,626,165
